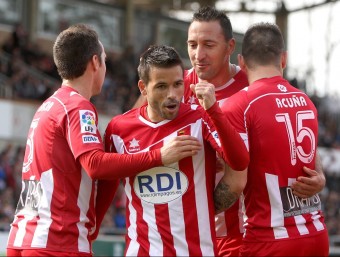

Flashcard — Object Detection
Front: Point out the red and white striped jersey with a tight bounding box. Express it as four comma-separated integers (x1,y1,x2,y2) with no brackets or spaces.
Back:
7,86,103,254
104,103,224,256
184,67,248,238
221,76,327,241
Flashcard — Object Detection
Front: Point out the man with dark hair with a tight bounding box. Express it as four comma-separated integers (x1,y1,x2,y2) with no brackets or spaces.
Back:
132,6,326,256
187,6,326,257
6,24,203,257
104,45,248,256
209,22,329,256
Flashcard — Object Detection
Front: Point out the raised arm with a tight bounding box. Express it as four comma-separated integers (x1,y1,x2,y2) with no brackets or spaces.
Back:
191,82,249,171
79,135,202,180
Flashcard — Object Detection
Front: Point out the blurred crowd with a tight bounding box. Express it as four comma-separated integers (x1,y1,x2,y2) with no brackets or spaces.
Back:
0,23,141,117
0,24,340,240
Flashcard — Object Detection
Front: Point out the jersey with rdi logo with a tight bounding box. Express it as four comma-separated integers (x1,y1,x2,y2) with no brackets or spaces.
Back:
105,103,225,257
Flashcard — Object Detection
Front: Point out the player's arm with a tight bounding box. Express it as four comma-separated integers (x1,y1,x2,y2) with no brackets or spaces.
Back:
290,151,326,198
191,82,249,171
79,135,202,180
214,164,247,214
90,179,119,241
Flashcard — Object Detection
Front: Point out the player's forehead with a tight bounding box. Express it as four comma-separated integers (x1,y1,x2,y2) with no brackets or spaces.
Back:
148,65,183,84
188,20,224,39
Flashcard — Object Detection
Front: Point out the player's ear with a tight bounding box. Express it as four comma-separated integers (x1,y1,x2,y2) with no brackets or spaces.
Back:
138,80,147,96
227,38,236,56
237,54,246,71
281,51,287,70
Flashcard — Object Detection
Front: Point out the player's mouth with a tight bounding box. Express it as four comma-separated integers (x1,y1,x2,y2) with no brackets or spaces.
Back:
164,102,179,113
195,63,209,70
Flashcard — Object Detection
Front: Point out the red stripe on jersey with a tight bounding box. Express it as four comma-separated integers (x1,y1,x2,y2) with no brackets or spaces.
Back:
224,199,242,236
151,140,176,256
155,205,176,256
22,216,39,247
177,124,203,255
7,220,18,247
46,172,80,249
179,155,202,255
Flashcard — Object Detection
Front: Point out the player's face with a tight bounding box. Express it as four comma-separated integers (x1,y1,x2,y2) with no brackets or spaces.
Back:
143,65,184,122
187,21,233,86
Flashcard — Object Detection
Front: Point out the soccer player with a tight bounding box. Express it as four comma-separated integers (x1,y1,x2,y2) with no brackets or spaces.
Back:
211,22,329,256
104,45,248,256
186,6,326,256
6,24,203,257
132,6,326,256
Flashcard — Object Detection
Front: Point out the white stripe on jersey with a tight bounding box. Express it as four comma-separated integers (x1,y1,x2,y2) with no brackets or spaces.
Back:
168,196,189,256
163,133,190,256
13,217,29,247
31,169,54,247
287,178,309,236
311,211,325,231
112,135,125,154
142,200,163,256
77,169,92,253
265,173,288,239
191,122,214,256
294,215,308,235
125,178,140,256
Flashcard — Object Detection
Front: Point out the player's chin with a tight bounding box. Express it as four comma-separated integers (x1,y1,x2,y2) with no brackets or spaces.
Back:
163,107,179,120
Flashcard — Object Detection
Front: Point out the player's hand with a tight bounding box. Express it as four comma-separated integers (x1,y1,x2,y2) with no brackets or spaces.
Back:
160,135,201,165
291,166,326,198
190,82,216,110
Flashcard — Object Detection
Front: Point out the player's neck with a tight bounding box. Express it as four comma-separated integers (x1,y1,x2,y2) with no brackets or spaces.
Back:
145,105,163,123
211,63,237,88
247,66,282,84
62,77,92,100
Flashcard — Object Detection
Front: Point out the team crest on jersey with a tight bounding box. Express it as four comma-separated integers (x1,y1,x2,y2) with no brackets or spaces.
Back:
277,84,287,92
133,166,189,204
128,138,140,152
79,110,97,134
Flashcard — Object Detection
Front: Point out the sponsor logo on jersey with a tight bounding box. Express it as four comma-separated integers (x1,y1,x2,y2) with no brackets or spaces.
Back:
128,138,140,152
212,131,221,147
79,110,97,134
82,135,100,143
133,166,189,204
16,179,43,216
280,186,321,217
